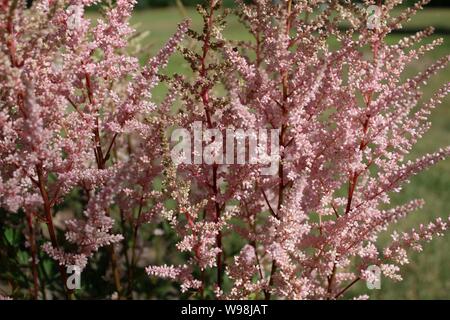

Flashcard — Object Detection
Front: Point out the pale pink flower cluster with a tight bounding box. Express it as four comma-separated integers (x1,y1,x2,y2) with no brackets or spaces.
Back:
210,0,449,300
146,0,450,300
145,264,202,293
1,0,188,287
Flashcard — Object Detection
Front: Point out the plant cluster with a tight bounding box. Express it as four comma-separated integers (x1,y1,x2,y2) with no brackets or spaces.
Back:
0,0,449,299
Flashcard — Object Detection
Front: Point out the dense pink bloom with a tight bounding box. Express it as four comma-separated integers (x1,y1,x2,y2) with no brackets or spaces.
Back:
1,0,188,293
145,0,449,300
1,0,449,300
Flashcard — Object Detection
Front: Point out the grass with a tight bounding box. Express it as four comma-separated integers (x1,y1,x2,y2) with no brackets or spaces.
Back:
107,7,450,299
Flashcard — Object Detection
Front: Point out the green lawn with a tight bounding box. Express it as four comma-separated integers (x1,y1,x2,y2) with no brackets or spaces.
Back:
120,7,450,299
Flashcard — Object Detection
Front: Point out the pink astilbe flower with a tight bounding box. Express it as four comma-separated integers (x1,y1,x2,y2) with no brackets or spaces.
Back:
145,264,202,293
224,244,264,300
1,0,188,297
214,0,450,299
384,217,449,265
147,0,450,300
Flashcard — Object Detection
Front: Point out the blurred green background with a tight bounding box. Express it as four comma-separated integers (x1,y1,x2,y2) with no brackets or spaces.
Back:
119,2,450,299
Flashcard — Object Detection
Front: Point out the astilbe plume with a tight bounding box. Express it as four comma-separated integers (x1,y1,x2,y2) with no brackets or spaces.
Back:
0,0,449,300
146,0,450,300
1,0,188,298
222,0,450,299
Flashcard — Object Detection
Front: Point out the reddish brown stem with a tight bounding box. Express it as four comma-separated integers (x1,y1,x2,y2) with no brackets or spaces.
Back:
332,41,379,298
326,263,337,298
334,277,361,299
36,165,74,299
85,72,122,298
127,193,145,298
198,0,223,290
26,212,39,299
265,1,293,300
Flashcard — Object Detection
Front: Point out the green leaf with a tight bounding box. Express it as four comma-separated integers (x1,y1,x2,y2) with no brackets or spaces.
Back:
4,228,14,246
164,198,177,210
43,259,53,276
18,251,29,265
